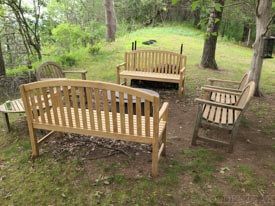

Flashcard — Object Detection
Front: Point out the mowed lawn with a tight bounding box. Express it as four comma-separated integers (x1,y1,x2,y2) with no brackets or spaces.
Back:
0,25,275,205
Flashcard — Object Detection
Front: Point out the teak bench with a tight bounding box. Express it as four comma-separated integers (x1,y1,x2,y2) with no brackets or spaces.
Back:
117,50,187,95
20,80,169,177
192,81,255,152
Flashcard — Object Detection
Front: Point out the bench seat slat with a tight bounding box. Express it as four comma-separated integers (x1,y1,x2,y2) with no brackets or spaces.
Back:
120,71,181,82
36,107,166,138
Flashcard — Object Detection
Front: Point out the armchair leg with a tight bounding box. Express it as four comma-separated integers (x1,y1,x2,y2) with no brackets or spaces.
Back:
228,124,240,153
191,105,203,146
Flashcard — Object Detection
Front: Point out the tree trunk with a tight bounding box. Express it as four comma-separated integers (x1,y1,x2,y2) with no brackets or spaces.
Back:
246,26,251,47
0,42,6,76
104,0,117,42
249,0,272,96
242,23,249,42
200,0,225,70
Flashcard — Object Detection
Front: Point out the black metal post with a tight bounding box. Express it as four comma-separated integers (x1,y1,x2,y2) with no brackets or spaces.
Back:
180,44,183,54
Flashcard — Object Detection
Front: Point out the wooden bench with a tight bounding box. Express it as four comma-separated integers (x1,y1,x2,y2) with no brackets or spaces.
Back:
0,99,25,132
116,50,187,95
36,61,87,81
191,81,255,152
20,80,169,177
204,72,250,105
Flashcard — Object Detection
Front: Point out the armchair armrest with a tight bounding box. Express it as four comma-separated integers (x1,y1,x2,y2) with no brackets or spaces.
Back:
201,87,241,96
63,70,87,80
207,78,240,85
203,85,242,93
159,102,169,121
195,98,243,111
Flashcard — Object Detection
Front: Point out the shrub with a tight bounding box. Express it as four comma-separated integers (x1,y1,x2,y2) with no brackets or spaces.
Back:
52,23,90,53
59,54,76,67
88,43,101,55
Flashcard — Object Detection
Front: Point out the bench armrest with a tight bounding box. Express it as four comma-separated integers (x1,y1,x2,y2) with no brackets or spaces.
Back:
201,87,241,96
159,102,169,121
195,98,243,111
63,70,87,80
207,78,240,85
180,67,186,74
203,85,242,93
116,62,126,71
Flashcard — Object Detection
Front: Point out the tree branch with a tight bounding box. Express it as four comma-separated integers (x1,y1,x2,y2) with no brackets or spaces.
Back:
263,14,275,36
256,0,262,17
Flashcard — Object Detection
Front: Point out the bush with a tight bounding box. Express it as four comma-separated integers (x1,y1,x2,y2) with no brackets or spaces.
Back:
88,43,101,55
52,23,90,53
59,55,76,67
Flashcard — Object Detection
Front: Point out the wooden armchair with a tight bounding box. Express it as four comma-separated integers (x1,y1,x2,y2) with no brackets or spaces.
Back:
204,72,250,104
36,61,87,81
191,81,255,152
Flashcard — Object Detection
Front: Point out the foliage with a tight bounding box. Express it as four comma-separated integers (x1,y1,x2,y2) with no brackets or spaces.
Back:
52,23,90,53
59,54,77,67
115,0,167,25
88,43,102,55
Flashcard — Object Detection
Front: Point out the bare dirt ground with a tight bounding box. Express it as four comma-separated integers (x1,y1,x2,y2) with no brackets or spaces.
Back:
34,85,275,205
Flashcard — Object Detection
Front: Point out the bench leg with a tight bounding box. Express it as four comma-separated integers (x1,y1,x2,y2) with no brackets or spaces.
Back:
151,142,159,177
116,68,120,84
191,105,203,146
29,127,39,157
178,79,185,96
162,127,167,157
2,113,11,133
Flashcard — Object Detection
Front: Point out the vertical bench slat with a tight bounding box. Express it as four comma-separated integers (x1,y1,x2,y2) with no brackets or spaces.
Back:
41,87,52,124
49,87,59,125
151,51,154,72
79,87,87,129
103,90,110,132
119,92,126,134
111,91,118,133
71,87,80,127
128,94,134,135
145,100,150,137
36,88,45,123
94,88,102,131
86,87,95,130
29,91,39,122
63,86,73,127
136,97,142,136
56,86,66,126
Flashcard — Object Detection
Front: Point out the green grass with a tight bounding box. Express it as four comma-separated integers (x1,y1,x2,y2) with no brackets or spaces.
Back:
226,164,267,192
1,24,275,205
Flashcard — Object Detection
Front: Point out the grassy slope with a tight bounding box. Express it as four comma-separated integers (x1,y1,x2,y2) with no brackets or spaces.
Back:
0,25,275,205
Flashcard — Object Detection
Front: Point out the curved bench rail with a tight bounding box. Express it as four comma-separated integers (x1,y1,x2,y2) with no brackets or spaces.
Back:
36,61,65,80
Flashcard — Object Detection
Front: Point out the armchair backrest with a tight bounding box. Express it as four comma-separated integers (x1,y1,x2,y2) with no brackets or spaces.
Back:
236,81,255,109
238,71,250,90
36,62,65,81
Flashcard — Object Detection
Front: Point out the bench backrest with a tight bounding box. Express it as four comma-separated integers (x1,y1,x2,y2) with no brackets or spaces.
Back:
20,80,160,139
36,62,65,81
125,50,186,74
238,71,250,90
236,81,255,109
